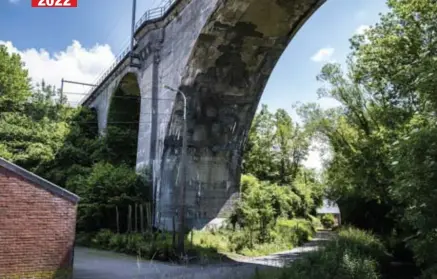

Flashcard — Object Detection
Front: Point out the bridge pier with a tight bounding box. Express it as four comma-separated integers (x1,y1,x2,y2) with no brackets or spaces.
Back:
82,0,326,231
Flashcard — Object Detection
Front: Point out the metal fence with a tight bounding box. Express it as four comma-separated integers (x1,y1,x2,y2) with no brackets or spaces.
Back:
135,0,177,30
80,0,178,105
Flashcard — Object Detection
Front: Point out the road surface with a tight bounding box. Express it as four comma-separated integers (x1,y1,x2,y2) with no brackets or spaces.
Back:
73,231,333,279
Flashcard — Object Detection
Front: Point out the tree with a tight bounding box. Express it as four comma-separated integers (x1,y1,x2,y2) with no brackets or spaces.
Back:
243,105,277,181
273,109,310,184
298,0,437,275
0,45,31,111
349,0,437,274
298,63,397,236
243,105,311,185
76,162,150,232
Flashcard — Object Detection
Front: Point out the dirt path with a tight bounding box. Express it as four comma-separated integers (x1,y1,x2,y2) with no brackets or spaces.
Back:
73,231,333,279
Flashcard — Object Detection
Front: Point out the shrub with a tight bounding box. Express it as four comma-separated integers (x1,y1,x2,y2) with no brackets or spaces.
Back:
321,214,336,229
310,214,323,229
81,229,225,262
228,229,253,252
192,218,316,257
255,227,388,279
75,162,151,232
276,218,314,246
335,227,388,263
83,230,175,260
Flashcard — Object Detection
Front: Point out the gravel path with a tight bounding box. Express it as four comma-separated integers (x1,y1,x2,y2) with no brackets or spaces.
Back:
73,231,333,279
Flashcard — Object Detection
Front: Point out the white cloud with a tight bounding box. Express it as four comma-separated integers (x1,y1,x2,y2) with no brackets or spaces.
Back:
355,25,370,35
0,40,115,104
311,47,335,63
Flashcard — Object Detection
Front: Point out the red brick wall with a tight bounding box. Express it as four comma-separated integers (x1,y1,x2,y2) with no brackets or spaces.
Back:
0,168,77,279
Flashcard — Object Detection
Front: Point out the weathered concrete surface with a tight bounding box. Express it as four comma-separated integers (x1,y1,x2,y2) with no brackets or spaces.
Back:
82,0,326,230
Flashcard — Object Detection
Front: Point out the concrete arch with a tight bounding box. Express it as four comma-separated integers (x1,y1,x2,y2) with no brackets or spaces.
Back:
106,72,142,168
159,0,325,229
107,72,141,122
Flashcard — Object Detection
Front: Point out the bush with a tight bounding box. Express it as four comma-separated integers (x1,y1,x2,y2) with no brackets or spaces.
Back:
81,229,175,261
75,162,151,232
193,218,316,256
335,227,388,263
80,229,224,262
228,229,253,252
276,218,314,246
321,214,336,229
255,227,388,279
310,214,323,230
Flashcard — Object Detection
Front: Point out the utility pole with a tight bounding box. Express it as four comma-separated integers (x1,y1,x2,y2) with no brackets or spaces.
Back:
130,0,137,53
60,78,64,103
59,79,96,103
164,85,187,255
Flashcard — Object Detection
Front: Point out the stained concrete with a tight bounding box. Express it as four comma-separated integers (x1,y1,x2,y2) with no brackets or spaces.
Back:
81,0,326,230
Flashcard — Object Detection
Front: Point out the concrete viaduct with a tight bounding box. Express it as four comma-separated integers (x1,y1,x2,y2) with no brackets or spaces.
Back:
80,0,326,230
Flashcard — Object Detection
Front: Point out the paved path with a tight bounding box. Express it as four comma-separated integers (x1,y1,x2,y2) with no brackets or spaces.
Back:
73,231,333,279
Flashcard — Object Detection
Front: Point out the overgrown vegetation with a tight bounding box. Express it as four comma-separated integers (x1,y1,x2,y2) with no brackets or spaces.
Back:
75,229,222,262
192,218,315,257
293,0,437,276
220,173,322,256
321,214,335,229
255,227,388,279
0,44,151,237
4,0,437,276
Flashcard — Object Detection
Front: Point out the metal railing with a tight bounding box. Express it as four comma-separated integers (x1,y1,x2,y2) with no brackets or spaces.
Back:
135,0,177,30
80,0,178,105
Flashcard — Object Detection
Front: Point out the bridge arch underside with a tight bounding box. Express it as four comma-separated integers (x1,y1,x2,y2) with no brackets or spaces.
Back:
159,0,324,229
106,73,141,168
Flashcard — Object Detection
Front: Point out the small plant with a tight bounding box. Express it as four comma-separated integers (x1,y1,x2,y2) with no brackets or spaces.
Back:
321,214,336,229
253,227,388,279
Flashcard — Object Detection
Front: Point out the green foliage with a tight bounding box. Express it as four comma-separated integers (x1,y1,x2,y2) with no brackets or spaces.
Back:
79,230,175,261
228,174,321,255
0,45,31,111
310,214,323,230
76,162,150,232
255,228,387,279
321,214,336,229
297,0,437,276
193,219,314,257
235,174,323,226
243,105,312,185
0,47,149,238
78,229,221,262
275,218,315,246
390,116,437,273
233,175,315,241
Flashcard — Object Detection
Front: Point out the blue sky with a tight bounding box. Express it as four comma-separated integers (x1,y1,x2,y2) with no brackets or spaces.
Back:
0,0,388,109
0,0,389,168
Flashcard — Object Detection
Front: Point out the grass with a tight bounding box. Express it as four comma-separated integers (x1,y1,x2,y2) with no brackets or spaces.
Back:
76,230,225,263
192,218,316,257
76,218,318,262
253,227,389,279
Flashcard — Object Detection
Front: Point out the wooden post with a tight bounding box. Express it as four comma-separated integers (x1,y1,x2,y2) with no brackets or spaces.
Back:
135,203,138,232
172,214,176,249
146,202,152,231
140,204,144,233
116,206,120,233
128,205,132,233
